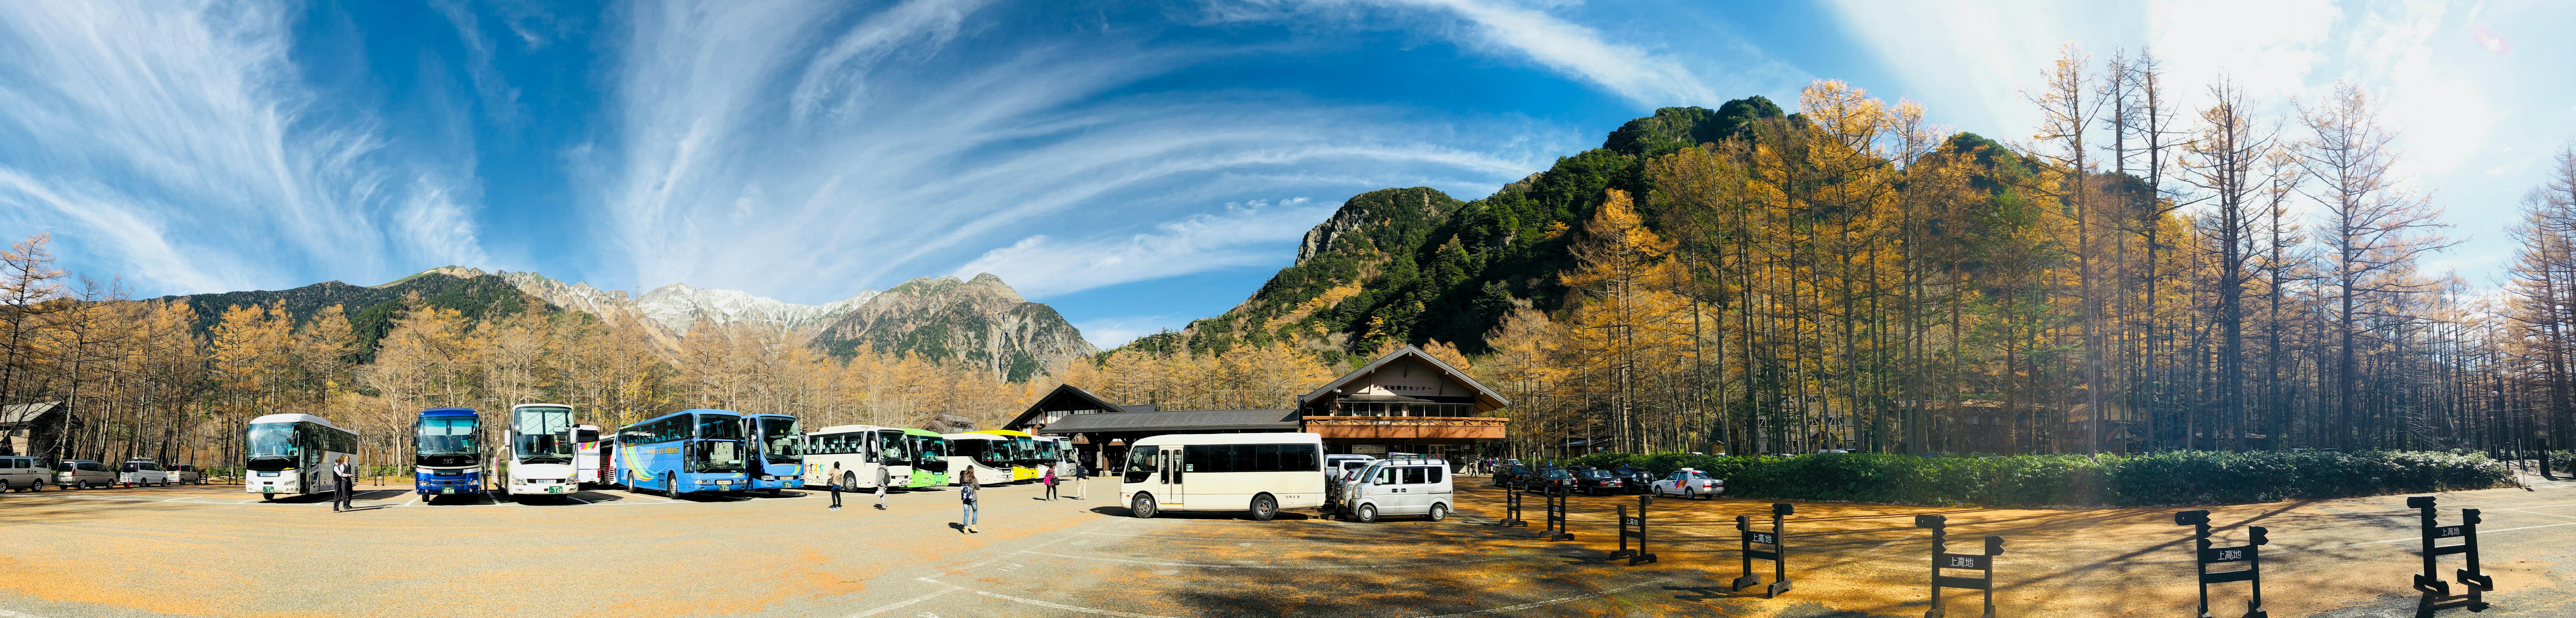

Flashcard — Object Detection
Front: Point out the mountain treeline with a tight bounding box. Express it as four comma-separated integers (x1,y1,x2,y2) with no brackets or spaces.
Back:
1189,46,2574,460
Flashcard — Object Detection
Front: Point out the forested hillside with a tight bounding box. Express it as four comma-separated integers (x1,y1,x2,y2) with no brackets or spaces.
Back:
158,270,550,362
1171,99,1786,360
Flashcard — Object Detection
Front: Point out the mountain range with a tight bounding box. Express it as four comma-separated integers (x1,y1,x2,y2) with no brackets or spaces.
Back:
160,266,1096,379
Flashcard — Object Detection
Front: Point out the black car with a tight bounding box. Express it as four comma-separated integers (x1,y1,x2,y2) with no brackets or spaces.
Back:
1521,467,1579,493
1613,465,1654,495
1574,466,1628,496
1493,463,1530,487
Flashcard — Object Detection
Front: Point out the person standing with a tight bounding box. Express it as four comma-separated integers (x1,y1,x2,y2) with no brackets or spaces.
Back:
331,455,354,512
874,462,891,510
1073,460,1088,500
1042,464,1058,501
827,462,843,511
958,469,979,533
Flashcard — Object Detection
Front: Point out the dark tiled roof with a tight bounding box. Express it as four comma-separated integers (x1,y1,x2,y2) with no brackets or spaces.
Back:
1032,409,1299,435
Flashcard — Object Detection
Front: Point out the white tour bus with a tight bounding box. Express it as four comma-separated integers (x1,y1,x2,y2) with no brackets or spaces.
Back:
570,424,605,486
803,425,911,490
243,413,359,499
941,432,1013,486
1119,432,1325,521
504,403,580,498
1035,435,1076,476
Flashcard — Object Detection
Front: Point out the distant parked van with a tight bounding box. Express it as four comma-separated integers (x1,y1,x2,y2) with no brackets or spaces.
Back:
168,464,204,485
56,460,112,489
1341,457,1454,524
2,457,53,492
119,459,170,487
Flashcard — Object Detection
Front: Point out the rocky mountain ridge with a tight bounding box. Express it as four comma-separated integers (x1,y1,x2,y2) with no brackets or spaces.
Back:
813,273,1100,382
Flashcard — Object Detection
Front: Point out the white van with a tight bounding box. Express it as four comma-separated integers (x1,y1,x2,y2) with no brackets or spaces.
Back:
169,464,205,485
2,457,53,492
1120,432,1325,521
119,459,171,487
1324,454,1375,512
56,460,112,489
1341,457,1454,524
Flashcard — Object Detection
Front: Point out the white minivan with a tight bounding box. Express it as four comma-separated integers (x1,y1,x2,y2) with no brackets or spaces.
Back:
169,464,205,485
2,457,53,492
119,459,170,487
56,459,112,489
1342,457,1454,524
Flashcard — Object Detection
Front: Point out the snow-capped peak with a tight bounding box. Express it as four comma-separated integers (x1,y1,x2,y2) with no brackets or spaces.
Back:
635,283,880,334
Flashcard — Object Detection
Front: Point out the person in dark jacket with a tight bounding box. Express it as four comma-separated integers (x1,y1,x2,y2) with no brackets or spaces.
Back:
958,469,979,533
1072,461,1088,500
331,456,354,512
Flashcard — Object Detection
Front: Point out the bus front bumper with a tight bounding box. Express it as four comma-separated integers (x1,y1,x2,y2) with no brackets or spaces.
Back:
748,475,803,490
508,480,575,495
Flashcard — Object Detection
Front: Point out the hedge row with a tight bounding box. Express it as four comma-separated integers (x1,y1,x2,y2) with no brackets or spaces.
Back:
1544,450,2512,508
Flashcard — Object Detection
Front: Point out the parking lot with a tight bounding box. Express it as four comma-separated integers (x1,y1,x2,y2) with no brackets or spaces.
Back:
4,474,2576,617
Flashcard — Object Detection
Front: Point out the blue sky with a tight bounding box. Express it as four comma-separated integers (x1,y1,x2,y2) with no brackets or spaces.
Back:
4,1,2571,346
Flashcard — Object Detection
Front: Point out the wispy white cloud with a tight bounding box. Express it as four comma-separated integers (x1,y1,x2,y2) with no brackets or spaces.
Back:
1074,313,1200,348
1220,0,1728,108
591,0,1565,302
955,197,1336,298
0,2,486,293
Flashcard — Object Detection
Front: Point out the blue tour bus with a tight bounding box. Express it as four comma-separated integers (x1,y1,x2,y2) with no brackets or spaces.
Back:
614,408,749,496
413,407,485,501
741,413,805,494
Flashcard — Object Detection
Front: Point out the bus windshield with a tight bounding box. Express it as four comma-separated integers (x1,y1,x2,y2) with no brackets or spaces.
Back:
513,407,575,463
976,441,1011,468
876,430,907,464
692,441,746,473
913,437,947,463
247,423,301,459
1011,437,1036,465
758,418,801,460
696,414,744,441
415,417,479,455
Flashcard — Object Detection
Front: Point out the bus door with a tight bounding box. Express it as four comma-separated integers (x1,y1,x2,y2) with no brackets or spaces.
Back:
1163,447,1185,505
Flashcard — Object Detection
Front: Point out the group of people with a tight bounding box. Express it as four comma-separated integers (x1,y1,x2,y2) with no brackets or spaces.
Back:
821,460,1089,534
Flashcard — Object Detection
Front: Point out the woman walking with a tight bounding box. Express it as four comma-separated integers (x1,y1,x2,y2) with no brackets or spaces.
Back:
1042,464,1058,501
875,463,891,510
827,461,843,511
958,469,979,533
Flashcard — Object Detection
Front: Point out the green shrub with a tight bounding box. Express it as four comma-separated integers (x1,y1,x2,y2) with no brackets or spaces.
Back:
1571,449,2511,508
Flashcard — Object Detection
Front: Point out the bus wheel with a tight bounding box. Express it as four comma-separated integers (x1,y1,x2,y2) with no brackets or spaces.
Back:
623,473,636,494
1131,493,1158,519
1357,503,1378,524
1249,494,1277,521
665,472,681,498
842,472,856,492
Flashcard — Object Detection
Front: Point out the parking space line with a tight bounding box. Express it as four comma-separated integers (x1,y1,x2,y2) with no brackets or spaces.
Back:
2499,508,2576,520
0,606,51,618
1413,578,1670,618
1020,551,1516,570
914,577,1172,618
846,581,961,618
565,495,592,504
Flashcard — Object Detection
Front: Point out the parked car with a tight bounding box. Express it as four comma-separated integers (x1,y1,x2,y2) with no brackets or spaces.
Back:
2,456,53,492
1343,458,1453,524
119,459,170,487
1492,463,1530,487
1574,466,1627,496
1652,468,1724,499
56,459,113,489
1325,455,1375,512
168,464,205,485
1614,465,1655,495
1521,467,1579,494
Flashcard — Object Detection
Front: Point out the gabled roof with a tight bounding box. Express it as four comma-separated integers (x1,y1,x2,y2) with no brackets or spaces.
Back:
1004,384,1145,430
1032,409,1300,435
0,401,63,426
1297,345,1510,412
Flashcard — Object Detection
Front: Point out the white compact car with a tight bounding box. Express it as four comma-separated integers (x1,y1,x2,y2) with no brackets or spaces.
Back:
118,459,171,487
1342,458,1453,524
1,457,53,492
1652,468,1724,499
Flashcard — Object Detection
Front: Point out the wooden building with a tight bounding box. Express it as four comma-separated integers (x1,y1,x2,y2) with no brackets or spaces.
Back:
1011,346,1511,469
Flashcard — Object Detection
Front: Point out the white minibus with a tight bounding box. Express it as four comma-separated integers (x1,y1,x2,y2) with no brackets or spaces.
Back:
941,432,1012,486
804,425,911,490
1119,432,1324,521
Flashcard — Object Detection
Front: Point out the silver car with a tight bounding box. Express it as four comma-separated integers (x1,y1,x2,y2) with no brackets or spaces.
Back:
1,457,53,492
56,460,113,489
